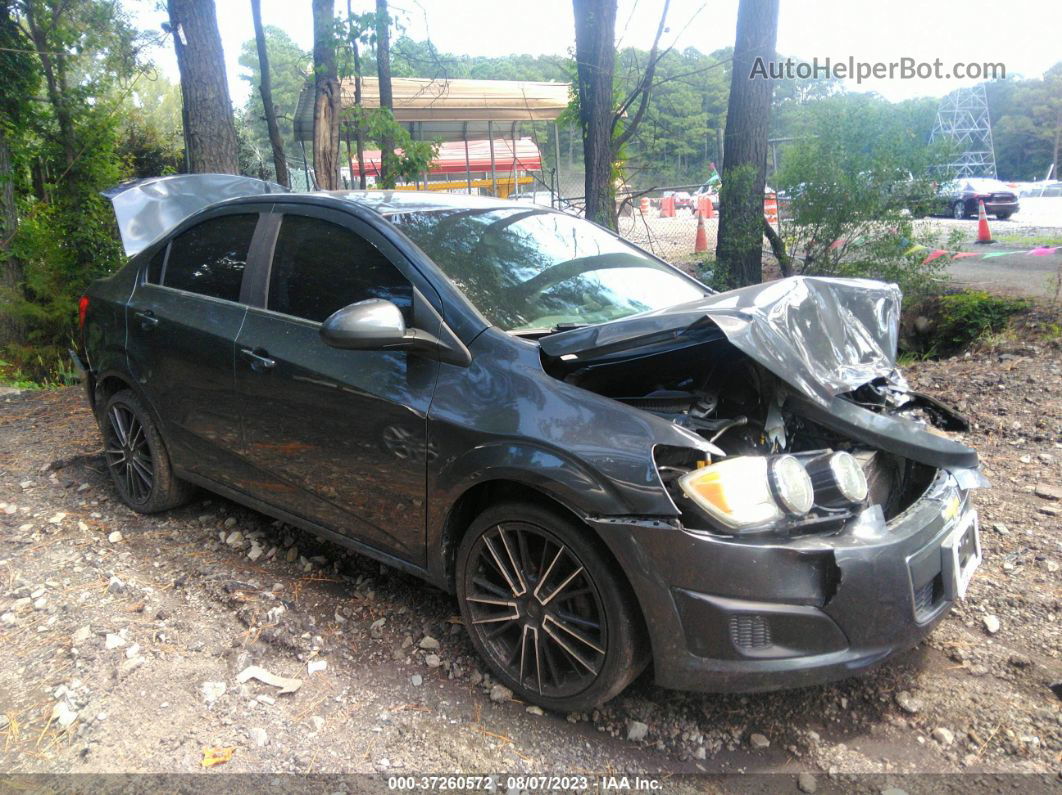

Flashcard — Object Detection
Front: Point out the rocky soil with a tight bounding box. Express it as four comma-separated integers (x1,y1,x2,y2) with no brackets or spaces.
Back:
0,338,1059,789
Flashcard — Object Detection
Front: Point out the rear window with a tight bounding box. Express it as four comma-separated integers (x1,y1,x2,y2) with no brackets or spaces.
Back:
163,214,258,302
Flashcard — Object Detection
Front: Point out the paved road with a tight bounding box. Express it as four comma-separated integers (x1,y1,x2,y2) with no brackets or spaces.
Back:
945,246,1061,299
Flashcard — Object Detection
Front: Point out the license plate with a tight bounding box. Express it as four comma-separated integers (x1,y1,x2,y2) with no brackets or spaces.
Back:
942,510,981,599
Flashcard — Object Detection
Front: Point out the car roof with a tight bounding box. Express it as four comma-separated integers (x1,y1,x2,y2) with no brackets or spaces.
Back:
238,189,539,218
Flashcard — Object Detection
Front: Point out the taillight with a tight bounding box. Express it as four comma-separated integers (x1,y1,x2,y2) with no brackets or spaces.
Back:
78,295,89,329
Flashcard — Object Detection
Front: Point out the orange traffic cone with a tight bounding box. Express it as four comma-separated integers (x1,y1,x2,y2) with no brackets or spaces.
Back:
975,199,994,244
694,212,708,253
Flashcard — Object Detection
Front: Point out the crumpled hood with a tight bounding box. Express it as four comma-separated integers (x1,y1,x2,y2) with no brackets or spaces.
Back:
539,276,902,407
103,174,288,258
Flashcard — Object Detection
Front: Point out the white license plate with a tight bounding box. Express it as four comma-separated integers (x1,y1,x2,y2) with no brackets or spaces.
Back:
942,510,981,599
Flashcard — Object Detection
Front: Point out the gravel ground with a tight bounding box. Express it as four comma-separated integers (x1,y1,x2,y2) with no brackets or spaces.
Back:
0,335,1059,787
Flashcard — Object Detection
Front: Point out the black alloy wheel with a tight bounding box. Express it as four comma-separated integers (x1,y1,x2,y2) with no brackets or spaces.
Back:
104,402,154,504
457,502,646,711
99,390,192,513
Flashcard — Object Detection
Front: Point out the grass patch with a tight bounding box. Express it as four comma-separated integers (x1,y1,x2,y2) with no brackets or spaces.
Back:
902,290,1029,359
991,233,1062,247
0,347,79,389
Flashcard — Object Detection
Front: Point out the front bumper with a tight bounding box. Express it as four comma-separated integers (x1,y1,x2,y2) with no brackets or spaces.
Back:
591,469,975,693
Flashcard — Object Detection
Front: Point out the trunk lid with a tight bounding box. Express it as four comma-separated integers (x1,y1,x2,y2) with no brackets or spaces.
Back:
103,174,288,258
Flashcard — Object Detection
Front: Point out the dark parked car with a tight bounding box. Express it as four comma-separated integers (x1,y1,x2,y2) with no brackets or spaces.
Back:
937,177,1019,219
75,176,985,711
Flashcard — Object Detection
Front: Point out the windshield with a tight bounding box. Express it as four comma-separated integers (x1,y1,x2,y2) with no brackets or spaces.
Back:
391,207,705,331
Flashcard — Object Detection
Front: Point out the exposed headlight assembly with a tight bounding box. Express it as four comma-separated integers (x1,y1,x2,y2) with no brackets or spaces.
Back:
678,455,813,532
806,451,869,507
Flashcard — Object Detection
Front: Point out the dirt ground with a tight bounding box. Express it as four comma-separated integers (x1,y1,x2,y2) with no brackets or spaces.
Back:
0,334,1059,789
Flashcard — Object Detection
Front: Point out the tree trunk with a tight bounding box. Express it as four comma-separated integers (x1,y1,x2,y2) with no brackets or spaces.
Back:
375,0,395,188
763,217,792,277
348,0,366,188
1053,108,1060,181
715,0,779,287
22,2,76,172
167,0,239,174
250,0,288,187
0,130,24,347
311,0,340,190
572,0,617,229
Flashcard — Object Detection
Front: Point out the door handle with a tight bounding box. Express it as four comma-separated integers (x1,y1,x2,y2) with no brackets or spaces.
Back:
240,347,276,372
134,310,158,330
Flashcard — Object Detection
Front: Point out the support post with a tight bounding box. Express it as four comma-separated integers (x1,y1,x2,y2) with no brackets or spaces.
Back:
488,120,497,197
511,121,519,197
463,122,472,194
553,121,562,207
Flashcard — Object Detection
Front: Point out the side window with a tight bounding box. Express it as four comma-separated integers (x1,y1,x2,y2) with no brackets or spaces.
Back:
267,215,413,323
163,214,258,302
146,245,167,284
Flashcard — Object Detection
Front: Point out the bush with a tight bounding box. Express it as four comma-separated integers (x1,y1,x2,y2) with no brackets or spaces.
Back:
903,290,1028,357
773,95,959,302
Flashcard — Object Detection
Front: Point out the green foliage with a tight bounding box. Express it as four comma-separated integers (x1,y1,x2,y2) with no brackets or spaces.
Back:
119,75,184,177
695,257,731,292
1,0,142,383
987,64,1062,180
237,25,312,179
772,95,958,301
927,291,1028,356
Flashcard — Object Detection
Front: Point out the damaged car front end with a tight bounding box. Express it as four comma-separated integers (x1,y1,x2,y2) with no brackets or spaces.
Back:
536,276,985,692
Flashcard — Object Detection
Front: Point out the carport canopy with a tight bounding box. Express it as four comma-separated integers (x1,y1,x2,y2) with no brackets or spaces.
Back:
292,76,571,143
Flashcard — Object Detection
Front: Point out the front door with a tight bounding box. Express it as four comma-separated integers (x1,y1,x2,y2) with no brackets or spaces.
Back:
234,210,437,564
125,210,262,483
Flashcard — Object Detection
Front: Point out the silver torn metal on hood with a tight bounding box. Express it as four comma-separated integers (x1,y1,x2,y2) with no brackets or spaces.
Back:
103,174,288,258
540,276,902,408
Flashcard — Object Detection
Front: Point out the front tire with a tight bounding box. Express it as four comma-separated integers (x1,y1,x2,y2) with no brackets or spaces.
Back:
952,201,967,220
100,390,193,513
456,501,647,712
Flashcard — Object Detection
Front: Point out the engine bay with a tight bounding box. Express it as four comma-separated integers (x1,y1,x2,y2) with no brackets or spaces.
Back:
543,330,953,535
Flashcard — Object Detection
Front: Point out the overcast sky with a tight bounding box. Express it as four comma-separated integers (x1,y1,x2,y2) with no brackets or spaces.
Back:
124,0,1062,105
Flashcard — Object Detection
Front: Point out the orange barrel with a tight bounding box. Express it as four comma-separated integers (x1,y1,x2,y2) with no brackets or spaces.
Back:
697,195,714,219
764,193,778,224
639,196,649,215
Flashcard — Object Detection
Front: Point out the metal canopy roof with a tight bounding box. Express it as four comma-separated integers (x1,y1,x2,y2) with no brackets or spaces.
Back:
292,77,571,143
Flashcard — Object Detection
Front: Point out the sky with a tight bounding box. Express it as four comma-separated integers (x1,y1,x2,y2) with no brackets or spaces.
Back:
124,0,1062,106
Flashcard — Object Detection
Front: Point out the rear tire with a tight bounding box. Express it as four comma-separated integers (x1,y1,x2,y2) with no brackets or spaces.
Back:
456,501,647,712
995,212,1011,220
99,390,193,513
952,201,967,220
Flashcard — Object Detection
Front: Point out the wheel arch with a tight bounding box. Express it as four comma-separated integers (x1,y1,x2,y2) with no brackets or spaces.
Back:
435,476,651,661
92,370,169,446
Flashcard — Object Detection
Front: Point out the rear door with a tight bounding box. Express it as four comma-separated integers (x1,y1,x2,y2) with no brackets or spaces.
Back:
234,207,439,564
125,208,266,484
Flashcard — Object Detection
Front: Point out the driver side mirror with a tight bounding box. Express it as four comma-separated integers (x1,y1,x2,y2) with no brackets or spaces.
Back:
320,299,409,350
319,298,471,367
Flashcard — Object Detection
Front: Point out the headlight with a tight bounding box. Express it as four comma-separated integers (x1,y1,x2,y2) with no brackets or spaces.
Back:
678,455,813,532
807,451,869,506
769,455,815,515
